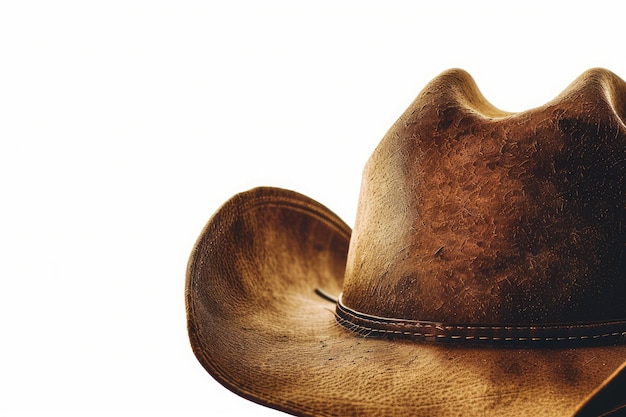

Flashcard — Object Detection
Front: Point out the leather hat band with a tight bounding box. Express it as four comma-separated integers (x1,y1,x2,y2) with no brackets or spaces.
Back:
335,294,626,346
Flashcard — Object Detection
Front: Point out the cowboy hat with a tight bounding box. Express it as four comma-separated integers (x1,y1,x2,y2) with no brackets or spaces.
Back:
186,68,626,416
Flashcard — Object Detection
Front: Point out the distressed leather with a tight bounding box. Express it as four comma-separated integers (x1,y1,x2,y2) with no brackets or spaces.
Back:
187,69,626,416
343,68,626,325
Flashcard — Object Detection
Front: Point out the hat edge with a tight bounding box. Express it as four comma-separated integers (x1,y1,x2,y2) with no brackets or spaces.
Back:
185,186,351,416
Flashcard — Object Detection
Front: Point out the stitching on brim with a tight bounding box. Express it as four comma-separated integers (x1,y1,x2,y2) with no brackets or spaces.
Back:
237,192,351,240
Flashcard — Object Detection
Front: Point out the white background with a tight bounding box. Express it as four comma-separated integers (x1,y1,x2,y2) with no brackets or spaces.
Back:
1,1,624,415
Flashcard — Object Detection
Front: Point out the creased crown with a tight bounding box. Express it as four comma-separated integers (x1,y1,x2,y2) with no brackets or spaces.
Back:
342,68,626,325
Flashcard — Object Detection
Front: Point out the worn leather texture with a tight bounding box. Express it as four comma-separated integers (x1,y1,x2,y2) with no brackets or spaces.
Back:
187,69,626,416
342,68,626,325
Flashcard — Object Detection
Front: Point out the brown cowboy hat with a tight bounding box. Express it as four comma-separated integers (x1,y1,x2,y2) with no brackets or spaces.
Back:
186,68,626,416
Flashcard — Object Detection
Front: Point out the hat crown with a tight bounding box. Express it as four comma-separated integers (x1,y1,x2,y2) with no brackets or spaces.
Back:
342,68,626,325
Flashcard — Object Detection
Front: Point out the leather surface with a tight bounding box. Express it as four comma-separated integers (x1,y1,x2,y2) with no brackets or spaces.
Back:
187,187,626,416
342,68,626,325
573,362,626,416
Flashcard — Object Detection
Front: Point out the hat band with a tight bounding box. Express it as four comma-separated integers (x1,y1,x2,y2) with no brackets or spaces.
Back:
335,294,626,346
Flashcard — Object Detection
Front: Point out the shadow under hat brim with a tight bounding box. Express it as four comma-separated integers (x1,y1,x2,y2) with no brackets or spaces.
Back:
186,187,626,417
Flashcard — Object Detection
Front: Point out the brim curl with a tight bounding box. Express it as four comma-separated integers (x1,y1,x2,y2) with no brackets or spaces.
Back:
186,187,626,416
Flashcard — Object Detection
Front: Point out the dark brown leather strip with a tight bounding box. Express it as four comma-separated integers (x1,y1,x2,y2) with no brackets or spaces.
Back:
336,294,626,346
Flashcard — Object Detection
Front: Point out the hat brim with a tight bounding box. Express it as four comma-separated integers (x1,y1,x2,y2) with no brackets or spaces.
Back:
186,187,626,416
